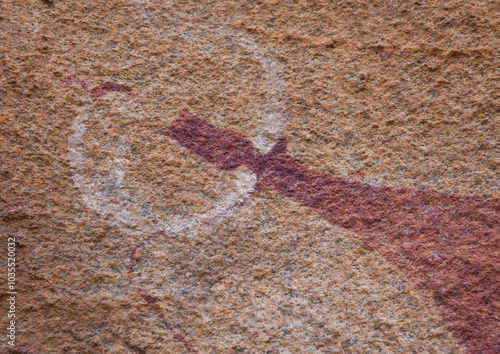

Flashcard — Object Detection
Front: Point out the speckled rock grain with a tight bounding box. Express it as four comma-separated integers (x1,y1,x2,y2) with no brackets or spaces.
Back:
1,0,498,353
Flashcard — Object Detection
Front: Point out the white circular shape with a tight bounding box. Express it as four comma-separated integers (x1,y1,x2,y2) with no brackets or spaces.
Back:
68,2,288,236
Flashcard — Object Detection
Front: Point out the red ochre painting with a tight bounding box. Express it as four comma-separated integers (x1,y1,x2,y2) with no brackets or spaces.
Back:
163,109,500,354
4,1,500,353
64,79,500,353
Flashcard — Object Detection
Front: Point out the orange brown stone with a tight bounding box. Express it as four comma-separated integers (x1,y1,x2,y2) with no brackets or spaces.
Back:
168,109,500,353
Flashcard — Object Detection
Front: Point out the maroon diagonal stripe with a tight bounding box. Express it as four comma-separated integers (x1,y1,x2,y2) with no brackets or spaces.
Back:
89,82,134,100
168,109,500,354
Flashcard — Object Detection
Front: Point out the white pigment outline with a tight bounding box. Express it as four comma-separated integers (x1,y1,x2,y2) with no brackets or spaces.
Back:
68,1,289,237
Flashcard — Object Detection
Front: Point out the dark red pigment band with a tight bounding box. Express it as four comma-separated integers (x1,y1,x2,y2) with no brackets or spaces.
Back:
61,78,134,100
89,82,134,100
168,109,500,354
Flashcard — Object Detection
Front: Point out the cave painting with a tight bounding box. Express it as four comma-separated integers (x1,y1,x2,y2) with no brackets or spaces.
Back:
161,109,499,353
63,1,499,351
66,77,499,352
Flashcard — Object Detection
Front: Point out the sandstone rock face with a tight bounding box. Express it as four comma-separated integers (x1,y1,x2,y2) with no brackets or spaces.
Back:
1,1,498,353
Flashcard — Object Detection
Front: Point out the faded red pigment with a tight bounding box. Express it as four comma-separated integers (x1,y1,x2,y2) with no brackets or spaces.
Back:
62,78,134,100
168,109,500,354
89,82,134,100
128,195,252,353
61,76,89,90
129,230,198,353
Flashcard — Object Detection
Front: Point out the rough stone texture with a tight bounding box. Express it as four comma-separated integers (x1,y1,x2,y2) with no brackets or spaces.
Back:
168,110,499,353
1,0,498,353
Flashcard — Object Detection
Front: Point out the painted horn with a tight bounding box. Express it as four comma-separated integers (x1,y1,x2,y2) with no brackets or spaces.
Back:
167,109,500,354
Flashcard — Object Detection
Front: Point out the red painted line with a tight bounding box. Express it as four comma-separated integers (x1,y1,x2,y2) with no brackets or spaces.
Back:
89,82,134,100
61,76,89,90
128,195,252,353
63,81,190,351
168,109,500,354
128,230,198,353
61,79,135,101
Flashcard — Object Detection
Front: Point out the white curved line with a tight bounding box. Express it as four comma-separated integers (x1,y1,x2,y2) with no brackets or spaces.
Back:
68,1,287,236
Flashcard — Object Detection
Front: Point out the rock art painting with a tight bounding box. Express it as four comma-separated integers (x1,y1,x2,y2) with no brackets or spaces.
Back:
164,109,499,353
2,0,499,353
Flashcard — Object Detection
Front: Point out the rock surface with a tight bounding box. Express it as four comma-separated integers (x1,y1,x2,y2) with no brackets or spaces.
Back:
1,0,498,353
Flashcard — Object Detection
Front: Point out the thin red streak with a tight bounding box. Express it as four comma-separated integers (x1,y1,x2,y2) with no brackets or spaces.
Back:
61,79,135,100
61,76,89,90
167,109,500,354
89,82,134,100
127,193,252,353
129,231,198,353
